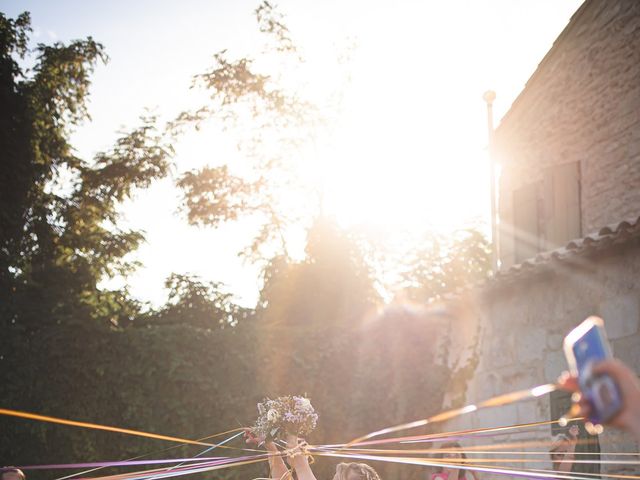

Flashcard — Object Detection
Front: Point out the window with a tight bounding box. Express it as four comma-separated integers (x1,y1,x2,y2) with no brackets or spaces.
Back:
543,161,581,249
513,182,541,263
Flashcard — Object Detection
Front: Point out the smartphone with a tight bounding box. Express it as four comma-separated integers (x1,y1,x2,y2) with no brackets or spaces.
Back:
563,316,622,424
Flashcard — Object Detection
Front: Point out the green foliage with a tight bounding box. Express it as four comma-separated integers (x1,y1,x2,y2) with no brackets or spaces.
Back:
0,323,265,480
177,166,260,227
400,229,491,303
0,306,449,480
141,273,254,329
172,1,325,262
258,218,379,325
0,13,173,330
255,1,298,55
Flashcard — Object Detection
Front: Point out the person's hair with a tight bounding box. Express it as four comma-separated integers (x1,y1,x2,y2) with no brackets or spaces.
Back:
1,468,25,480
434,442,468,474
333,462,380,480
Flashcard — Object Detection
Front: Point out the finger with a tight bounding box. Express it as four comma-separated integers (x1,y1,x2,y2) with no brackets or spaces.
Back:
578,400,592,419
592,358,633,383
558,372,579,391
558,370,571,383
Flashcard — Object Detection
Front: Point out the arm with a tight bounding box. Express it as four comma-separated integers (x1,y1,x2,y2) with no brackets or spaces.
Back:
555,426,578,473
287,434,318,480
551,428,577,474
557,459,574,473
556,447,575,473
266,440,290,480
245,430,289,480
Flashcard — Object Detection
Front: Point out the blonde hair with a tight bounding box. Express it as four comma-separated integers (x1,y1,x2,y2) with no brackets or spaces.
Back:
333,463,380,480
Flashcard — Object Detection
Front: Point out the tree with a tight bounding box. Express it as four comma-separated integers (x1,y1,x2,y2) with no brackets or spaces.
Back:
140,273,253,329
172,1,336,264
0,12,173,329
257,217,379,327
400,228,491,303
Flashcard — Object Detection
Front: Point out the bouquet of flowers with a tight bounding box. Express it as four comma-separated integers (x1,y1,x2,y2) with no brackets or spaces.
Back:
251,395,318,441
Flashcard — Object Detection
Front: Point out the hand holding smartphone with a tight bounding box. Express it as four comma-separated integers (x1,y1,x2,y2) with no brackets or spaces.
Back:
563,316,623,424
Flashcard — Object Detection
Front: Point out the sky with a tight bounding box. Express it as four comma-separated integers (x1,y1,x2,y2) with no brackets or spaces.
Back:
1,0,584,307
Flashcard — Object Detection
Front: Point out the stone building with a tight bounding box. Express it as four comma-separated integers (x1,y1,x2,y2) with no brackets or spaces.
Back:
441,1,640,476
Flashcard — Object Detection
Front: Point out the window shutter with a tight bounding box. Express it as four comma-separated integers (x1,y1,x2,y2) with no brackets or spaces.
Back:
544,162,581,249
513,182,540,263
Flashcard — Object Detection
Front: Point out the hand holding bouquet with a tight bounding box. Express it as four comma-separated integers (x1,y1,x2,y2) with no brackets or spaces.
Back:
251,395,318,441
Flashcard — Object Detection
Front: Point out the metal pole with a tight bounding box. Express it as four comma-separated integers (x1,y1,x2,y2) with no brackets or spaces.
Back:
483,90,498,272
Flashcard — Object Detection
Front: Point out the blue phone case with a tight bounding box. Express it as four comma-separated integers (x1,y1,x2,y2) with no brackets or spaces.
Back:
564,317,622,424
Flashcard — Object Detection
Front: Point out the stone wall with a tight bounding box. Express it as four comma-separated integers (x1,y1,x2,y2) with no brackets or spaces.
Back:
494,1,640,266
440,242,640,476
434,2,640,476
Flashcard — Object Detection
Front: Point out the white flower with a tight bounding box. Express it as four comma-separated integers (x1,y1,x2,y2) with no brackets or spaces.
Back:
267,409,279,422
253,395,317,439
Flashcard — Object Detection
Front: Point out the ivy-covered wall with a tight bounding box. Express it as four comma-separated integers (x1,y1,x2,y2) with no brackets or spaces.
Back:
1,310,449,480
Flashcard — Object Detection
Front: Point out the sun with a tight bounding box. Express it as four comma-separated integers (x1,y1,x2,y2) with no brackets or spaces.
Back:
285,32,494,236
295,95,492,235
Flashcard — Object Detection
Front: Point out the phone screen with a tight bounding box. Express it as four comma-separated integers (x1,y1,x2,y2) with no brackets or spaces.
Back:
564,316,612,375
572,323,610,376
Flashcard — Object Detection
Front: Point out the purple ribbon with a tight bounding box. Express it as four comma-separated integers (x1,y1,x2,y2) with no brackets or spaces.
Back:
19,456,232,470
